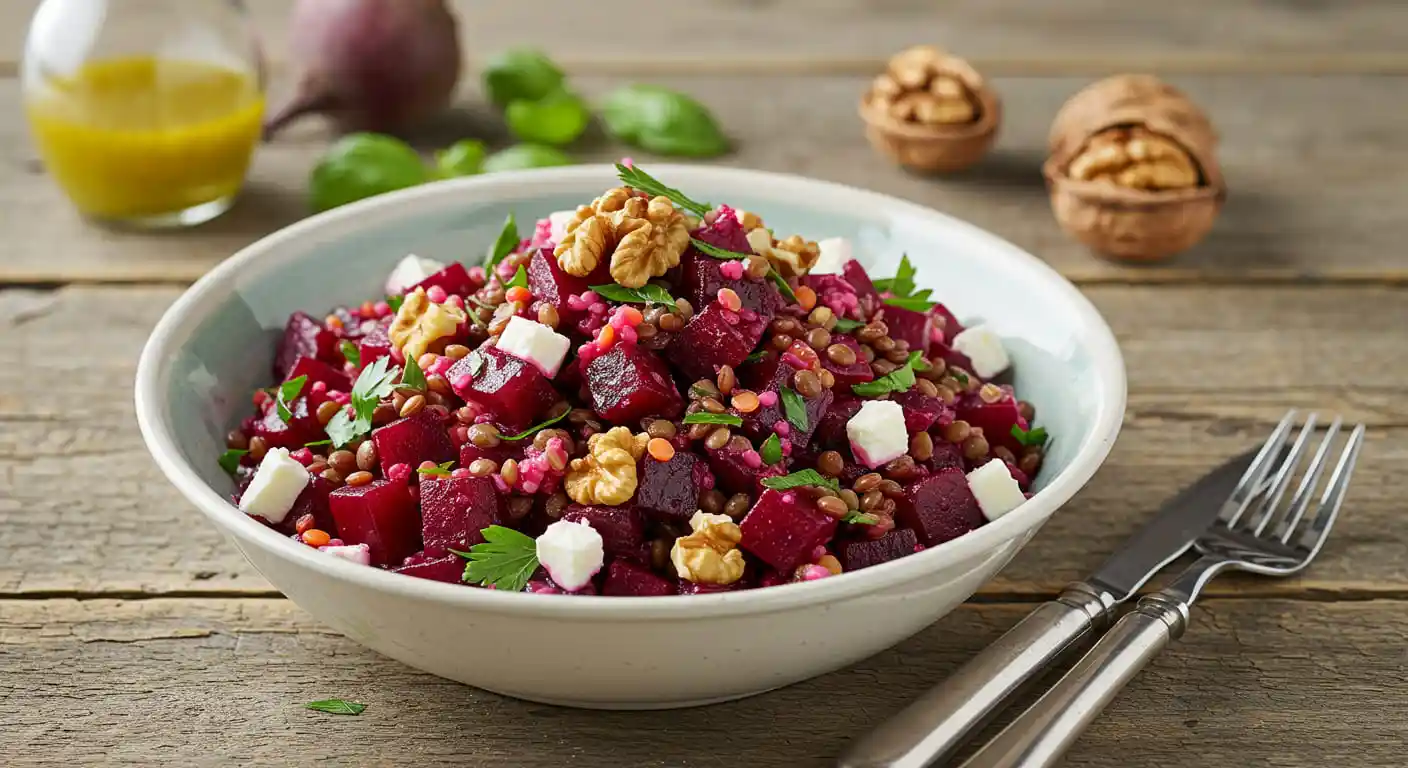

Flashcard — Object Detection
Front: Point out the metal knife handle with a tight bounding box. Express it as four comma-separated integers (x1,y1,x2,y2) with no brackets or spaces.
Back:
958,592,1191,768
836,583,1115,768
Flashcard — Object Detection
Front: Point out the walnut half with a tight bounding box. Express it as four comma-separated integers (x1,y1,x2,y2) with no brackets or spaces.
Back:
388,287,467,361
1066,126,1199,191
869,45,980,127
564,427,649,506
554,188,690,288
671,511,747,585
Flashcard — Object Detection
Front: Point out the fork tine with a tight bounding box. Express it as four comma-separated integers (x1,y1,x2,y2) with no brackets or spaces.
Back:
1272,418,1341,542
1216,410,1298,528
1243,413,1318,535
1292,424,1365,553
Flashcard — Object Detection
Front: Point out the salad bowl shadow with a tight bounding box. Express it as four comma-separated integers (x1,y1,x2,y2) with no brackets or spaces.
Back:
135,164,1125,709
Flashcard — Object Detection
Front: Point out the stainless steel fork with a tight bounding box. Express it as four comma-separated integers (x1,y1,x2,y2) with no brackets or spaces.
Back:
961,413,1365,768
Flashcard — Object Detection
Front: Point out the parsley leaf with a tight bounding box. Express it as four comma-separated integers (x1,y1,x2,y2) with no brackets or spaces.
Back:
842,510,880,525
386,294,404,314
305,699,366,716
743,349,767,364
417,460,455,477
340,340,361,368
400,353,427,391
780,387,809,431
951,370,969,386
690,238,748,260
501,410,571,441
506,264,529,291
276,375,308,423
874,254,936,313
325,357,401,448
590,283,675,306
218,449,248,475
683,412,743,427
485,213,520,273
455,525,540,593
1011,425,1049,448
884,295,939,312
759,433,783,466
761,469,840,493
305,439,332,448
615,163,712,218
832,317,864,332
851,351,929,397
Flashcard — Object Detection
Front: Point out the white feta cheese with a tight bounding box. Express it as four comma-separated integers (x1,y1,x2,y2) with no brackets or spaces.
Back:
384,253,445,295
846,400,909,468
951,324,1011,379
238,448,309,525
320,543,372,566
496,316,571,377
966,460,1027,522
536,519,604,592
547,210,577,244
809,237,855,275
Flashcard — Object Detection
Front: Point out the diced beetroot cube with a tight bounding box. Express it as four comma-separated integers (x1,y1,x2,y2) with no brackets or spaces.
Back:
562,505,648,561
527,246,612,328
419,475,504,553
525,572,599,595
284,356,351,394
931,340,978,379
408,261,475,298
705,443,785,495
285,475,339,536
813,395,863,450
738,489,839,572
372,410,457,475
925,438,965,473
600,559,674,597
246,398,321,449
584,343,683,424
666,299,767,382
637,452,712,521
842,260,880,303
819,334,873,387
880,304,933,353
677,580,744,595
329,479,422,566
893,389,953,434
895,469,986,547
737,356,832,450
692,209,753,254
275,311,338,379
448,347,559,433
930,303,965,345
458,441,526,469
680,248,782,320
956,386,1027,453
357,321,392,371
392,553,465,584
837,528,921,571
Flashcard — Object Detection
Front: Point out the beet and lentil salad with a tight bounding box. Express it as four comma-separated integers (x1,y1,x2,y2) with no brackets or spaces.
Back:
224,164,1048,596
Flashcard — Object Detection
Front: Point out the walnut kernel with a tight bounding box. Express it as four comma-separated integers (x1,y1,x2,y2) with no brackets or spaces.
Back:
388,288,467,361
741,223,819,278
671,511,747,585
859,45,1000,173
554,188,690,288
1066,126,1199,191
564,426,649,506
869,46,979,127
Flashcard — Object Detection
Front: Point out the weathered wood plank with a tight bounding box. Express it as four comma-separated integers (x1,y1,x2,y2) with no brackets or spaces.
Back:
4,1,1408,71
1,598,1404,767
2,74,1406,285
2,285,1405,596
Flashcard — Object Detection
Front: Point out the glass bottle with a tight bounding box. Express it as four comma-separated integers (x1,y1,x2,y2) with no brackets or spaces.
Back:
22,0,266,229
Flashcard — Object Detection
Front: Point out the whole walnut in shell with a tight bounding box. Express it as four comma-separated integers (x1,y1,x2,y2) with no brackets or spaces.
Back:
1044,74,1226,261
859,45,1000,173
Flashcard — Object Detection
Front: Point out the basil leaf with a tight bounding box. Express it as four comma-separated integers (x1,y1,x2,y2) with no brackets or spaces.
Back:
309,133,428,213
218,449,248,475
601,84,729,158
506,88,590,146
615,164,711,217
832,317,864,332
590,283,675,306
683,412,744,427
780,387,809,432
761,469,840,493
690,238,748,260
276,375,308,423
435,139,486,178
483,48,565,107
884,295,937,312
501,410,571,441
386,294,404,314
305,699,366,716
484,214,520,274
340,340,361,368
506,265,530,291
1011,425,1049,448
400,354,427,391
759,433,783,466
483,144,574,173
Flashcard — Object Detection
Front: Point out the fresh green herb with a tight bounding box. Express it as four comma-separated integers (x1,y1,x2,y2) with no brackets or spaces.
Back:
872,254,936,312
455,525,540,593
690,238,748,260
832,317,864,332
386,294,405,314
305,439,332,448
842,511,880,525
589,283,676,306
501,410,571,441
506,265,530,291
743,350,767,364
276,375,308,423
767,269,799,303
884,295,938,312
305,699,366,716
309,133,429,212
484,213,519,274
417,460,455,477
218,449,248,475
434,139,487,178
759,433,783,466
482,48,565,107
601,84,729,158
851,351,929,397
683,412,744,427
325,357,402,448
483,144,574,173
615,163,712,218
952,370,969,386
507,88,590,146
400,353,427,391
468,352,487,379
761,469,840,493
781,387,809,432
340,340,361,368
1011,425,1049,448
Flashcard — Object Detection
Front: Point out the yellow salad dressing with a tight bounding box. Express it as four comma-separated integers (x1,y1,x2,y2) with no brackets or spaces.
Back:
25,56,264,221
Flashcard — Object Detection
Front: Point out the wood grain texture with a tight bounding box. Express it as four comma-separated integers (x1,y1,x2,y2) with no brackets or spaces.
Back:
2,285,1405,597
3,0,1408,72
1,597,1405,767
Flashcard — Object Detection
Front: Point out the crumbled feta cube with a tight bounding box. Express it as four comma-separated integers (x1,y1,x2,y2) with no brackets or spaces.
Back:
535,519,604,592
320,543,372,566
496,316,571,377
846,400,909,468
951,324,1010,379
547,210,577,244
384,253,445,295
238,448,309,525
809,237,855,275
966,460,1026,522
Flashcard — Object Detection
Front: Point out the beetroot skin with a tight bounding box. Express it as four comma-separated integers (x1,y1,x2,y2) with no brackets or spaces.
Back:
738,489,838,572
562,505,648,562
329,479,422,566
838,528,921,571
584,343,683,424
636,451,712,521
275,311,338,379
448,346,559,433
666,299,768,382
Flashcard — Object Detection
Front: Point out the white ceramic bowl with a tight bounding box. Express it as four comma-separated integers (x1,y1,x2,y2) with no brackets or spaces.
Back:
135,165,1125,709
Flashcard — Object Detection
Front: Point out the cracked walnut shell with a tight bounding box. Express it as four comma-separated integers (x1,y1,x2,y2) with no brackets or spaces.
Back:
388,287,467,361
671,511,747,585
554,188,690,288
859,45,1000,173
1044,74,1226,261
564,427,649,506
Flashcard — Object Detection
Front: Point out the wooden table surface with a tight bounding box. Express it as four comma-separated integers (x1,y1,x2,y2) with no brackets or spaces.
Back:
3,2,1407,766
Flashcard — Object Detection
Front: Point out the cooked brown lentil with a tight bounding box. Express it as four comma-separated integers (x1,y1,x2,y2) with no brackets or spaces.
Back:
724,493,751,518
345,470,374,487
716,365,736,395
507,496,534,520
320,468,344,486
704,427,732,450
1018,400,1036,421
854,472,883,493
468,423,501,448
1019,452,1042,477
399,394,426,418
536,304,560,328
861,490,884,511
818,370,836,389
916,378,940,398
860,345,877,363
793,369,823,397
701,397,727,414
468,458,498,477
728,434,752,453
372,402,397,426
979,383,1004,404
500,459,521,486
839,488,861,511
942,420,971,443
650,538,672,571
545,491,570,519
226,430,249,450
647,419,677,440
808,306,834,326
962,434,990,461
355,440,378,471
248,436,269,461
816,496,849,519
817,450,845,477
674,298,695,320
806,328,832,350
328,450,357,477
658,313,684,332
315,399,341,425
699,489,726,516
910,431,935,461
872,359,898,376
877,479,904,497
826,343,857,365
994,446,1017,464
427,375,452,396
